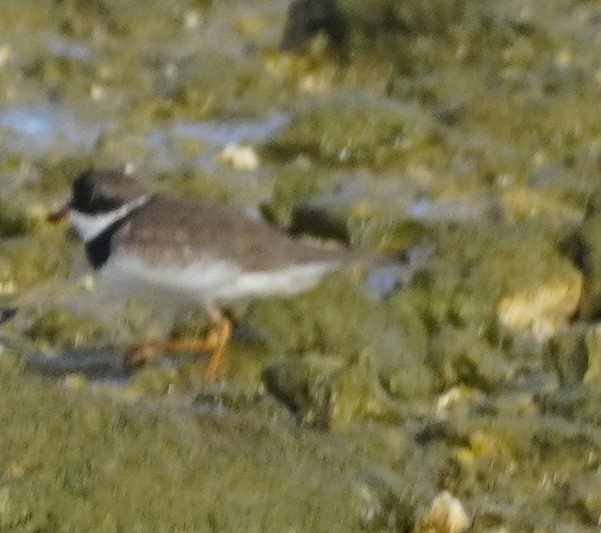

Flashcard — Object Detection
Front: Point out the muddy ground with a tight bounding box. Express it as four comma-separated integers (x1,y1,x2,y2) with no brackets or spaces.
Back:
0,0,601,531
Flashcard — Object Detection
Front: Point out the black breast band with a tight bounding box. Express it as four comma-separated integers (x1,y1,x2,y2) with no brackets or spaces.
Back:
84,206,144,269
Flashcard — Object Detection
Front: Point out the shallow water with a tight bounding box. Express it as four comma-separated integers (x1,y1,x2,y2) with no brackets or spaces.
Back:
0,105,109,154
1,0,601,531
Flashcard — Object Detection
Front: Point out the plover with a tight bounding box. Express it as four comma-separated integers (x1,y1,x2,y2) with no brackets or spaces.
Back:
50,169,369,380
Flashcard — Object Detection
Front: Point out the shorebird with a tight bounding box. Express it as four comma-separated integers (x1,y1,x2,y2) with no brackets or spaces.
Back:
50,169,370,380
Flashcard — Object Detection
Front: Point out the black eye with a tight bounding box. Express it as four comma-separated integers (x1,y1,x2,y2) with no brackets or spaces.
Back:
71,172,120,214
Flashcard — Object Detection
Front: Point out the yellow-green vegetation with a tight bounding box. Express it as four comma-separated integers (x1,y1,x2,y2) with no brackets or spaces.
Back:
27,308,105,352
266,96,437,167
0,0,600,529
0,359,413,532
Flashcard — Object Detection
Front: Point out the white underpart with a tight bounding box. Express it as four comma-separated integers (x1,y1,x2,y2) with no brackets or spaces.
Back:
101,251,340,307
68,194,151,242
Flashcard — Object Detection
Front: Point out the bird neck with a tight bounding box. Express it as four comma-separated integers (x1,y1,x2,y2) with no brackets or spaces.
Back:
69,193,150,242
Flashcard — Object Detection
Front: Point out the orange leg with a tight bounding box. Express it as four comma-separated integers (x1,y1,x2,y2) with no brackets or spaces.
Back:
124,315,232,382
203,316,232,382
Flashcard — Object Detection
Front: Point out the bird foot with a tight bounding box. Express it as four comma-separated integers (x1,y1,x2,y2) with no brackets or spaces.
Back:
123,317,232,382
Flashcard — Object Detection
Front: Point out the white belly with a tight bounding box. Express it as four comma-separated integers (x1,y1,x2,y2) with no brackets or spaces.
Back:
100,251,340,308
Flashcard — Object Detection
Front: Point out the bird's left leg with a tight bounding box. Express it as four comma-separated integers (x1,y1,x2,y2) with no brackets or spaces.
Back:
124,308,231,381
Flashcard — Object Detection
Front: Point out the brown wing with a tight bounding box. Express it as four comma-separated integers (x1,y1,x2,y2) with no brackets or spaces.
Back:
113,196,355,271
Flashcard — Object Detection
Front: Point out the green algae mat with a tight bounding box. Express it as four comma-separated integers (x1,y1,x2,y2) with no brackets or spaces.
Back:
1,0,601,530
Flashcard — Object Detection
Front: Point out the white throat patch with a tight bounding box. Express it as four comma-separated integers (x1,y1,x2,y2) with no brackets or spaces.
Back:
69,194,150,242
